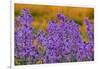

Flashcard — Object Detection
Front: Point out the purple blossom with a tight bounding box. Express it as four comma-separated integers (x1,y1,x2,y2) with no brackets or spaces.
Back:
15,9,94,65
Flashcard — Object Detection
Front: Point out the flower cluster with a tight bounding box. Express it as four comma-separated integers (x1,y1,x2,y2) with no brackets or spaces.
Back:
15,9,94,65
15,9,36,64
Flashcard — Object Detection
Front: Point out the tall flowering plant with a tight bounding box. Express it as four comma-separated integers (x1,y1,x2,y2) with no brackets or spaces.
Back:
15,9,94,65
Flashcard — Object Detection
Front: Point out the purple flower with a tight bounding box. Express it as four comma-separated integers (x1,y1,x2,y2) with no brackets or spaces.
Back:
57,14,66,22
17,8,33,25
15,10,94,65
